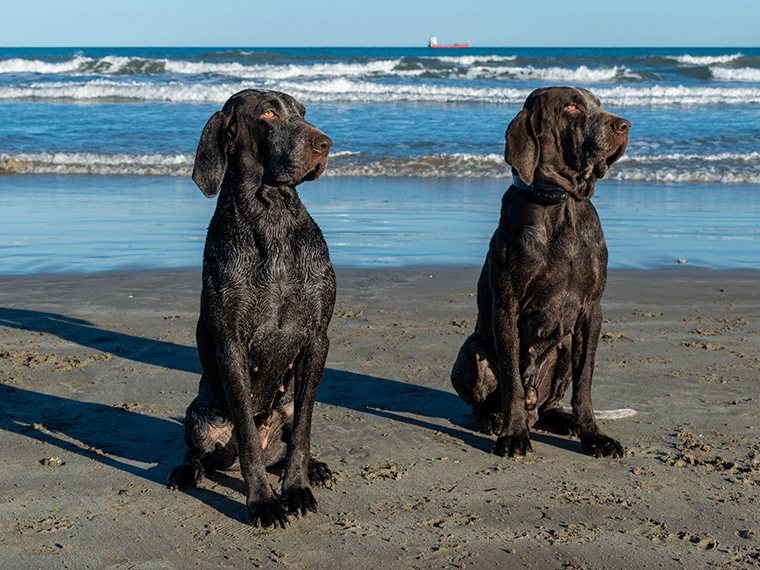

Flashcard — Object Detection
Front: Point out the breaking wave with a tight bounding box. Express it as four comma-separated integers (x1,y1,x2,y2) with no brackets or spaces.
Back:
3,78,760,106
4,150,759,184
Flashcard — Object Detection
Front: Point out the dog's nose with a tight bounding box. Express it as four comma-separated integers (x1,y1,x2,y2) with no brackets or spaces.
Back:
611,117,631,135
311,133,333,153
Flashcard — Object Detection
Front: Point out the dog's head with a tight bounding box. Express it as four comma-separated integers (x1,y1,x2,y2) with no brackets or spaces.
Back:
192,89,332,198
505,87,630,200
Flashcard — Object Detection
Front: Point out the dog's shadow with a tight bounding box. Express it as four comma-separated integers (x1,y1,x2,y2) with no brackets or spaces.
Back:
317,368,493,450
0,305,198,487
0,306,581,521
0,383,180,484
0,306,201,375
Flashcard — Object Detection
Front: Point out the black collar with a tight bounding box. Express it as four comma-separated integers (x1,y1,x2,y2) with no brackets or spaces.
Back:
513,175,569,205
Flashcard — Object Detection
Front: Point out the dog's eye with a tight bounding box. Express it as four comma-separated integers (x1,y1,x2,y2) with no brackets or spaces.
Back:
261,110,277,119
565,104,579,112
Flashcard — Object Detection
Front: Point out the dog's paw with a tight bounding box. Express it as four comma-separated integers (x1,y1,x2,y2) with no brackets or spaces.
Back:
246,497,289,529
308,458,334,488
281,485,318,518
493,431,533,457
167,461,204,490
581,433,624,458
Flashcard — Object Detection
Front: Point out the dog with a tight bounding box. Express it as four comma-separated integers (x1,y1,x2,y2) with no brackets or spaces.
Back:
451,87,630,459
168,89,335,528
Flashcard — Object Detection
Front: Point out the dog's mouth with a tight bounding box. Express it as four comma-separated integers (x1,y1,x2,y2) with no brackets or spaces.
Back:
587,140,628,180
271,153,329,185
302,155,328,182
605,141,628,168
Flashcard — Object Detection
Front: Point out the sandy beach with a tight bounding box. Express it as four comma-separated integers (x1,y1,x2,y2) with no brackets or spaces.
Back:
0,265,758,569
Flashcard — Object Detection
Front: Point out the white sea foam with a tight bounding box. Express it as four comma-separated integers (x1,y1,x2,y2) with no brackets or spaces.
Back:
91,55,135,73
164,58,403,79
612,151,760,183
668,53,744,65
0,54,654,86
0,55,159,76
610,169,760,184
0,79,240,103
501,65,640,83
0,55,406,80
3,75,759,107
621,151,760,164
594,85,760,106
272,78,529,104
431,54,519,65
710,67,760,82
325,152,507,178
7,150,758,183
0,56,91,74
1,152,193,176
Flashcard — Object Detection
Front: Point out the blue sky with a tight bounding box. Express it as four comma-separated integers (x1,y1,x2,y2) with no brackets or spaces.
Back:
5,0,759,47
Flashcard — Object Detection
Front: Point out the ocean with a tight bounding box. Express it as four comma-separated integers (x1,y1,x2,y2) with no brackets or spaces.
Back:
1,47,759,272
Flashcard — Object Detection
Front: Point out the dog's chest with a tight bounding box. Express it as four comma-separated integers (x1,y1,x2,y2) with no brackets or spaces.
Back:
513,215,606,336
243,282,316,410
248,272,320,333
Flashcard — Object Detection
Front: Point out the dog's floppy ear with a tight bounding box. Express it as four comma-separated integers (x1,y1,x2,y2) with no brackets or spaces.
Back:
504,97,544,186
192,110,234,198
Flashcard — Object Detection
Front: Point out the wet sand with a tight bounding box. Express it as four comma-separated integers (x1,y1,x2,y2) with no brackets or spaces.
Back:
0,266,759,569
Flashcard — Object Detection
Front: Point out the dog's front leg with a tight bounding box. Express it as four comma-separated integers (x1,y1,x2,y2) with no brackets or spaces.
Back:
491,299,533,457
280,333,331,517
218,345,289,528
571,306,624,458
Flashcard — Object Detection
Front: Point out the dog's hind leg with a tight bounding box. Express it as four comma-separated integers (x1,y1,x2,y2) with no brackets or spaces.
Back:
168,387,235,490
451,334,499,407
451,334,506,433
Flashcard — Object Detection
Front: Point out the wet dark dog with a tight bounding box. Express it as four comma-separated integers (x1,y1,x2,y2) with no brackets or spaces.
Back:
168,89,335,528
451,87,630,459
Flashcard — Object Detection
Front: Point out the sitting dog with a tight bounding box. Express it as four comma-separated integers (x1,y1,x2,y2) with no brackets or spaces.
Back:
168,89,335,528
451,87,630,459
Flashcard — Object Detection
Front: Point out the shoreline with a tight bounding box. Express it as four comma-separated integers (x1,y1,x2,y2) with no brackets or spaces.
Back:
1,265,759,568
0,256,760,280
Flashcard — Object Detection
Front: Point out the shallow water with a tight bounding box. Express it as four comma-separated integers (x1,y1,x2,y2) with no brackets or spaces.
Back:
2,174,757,274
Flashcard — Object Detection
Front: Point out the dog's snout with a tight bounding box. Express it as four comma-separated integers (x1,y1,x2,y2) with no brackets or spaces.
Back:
611,117,631,135
311,132,333,154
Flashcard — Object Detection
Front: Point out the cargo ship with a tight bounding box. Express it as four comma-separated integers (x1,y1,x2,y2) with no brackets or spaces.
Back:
428,36,470,48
